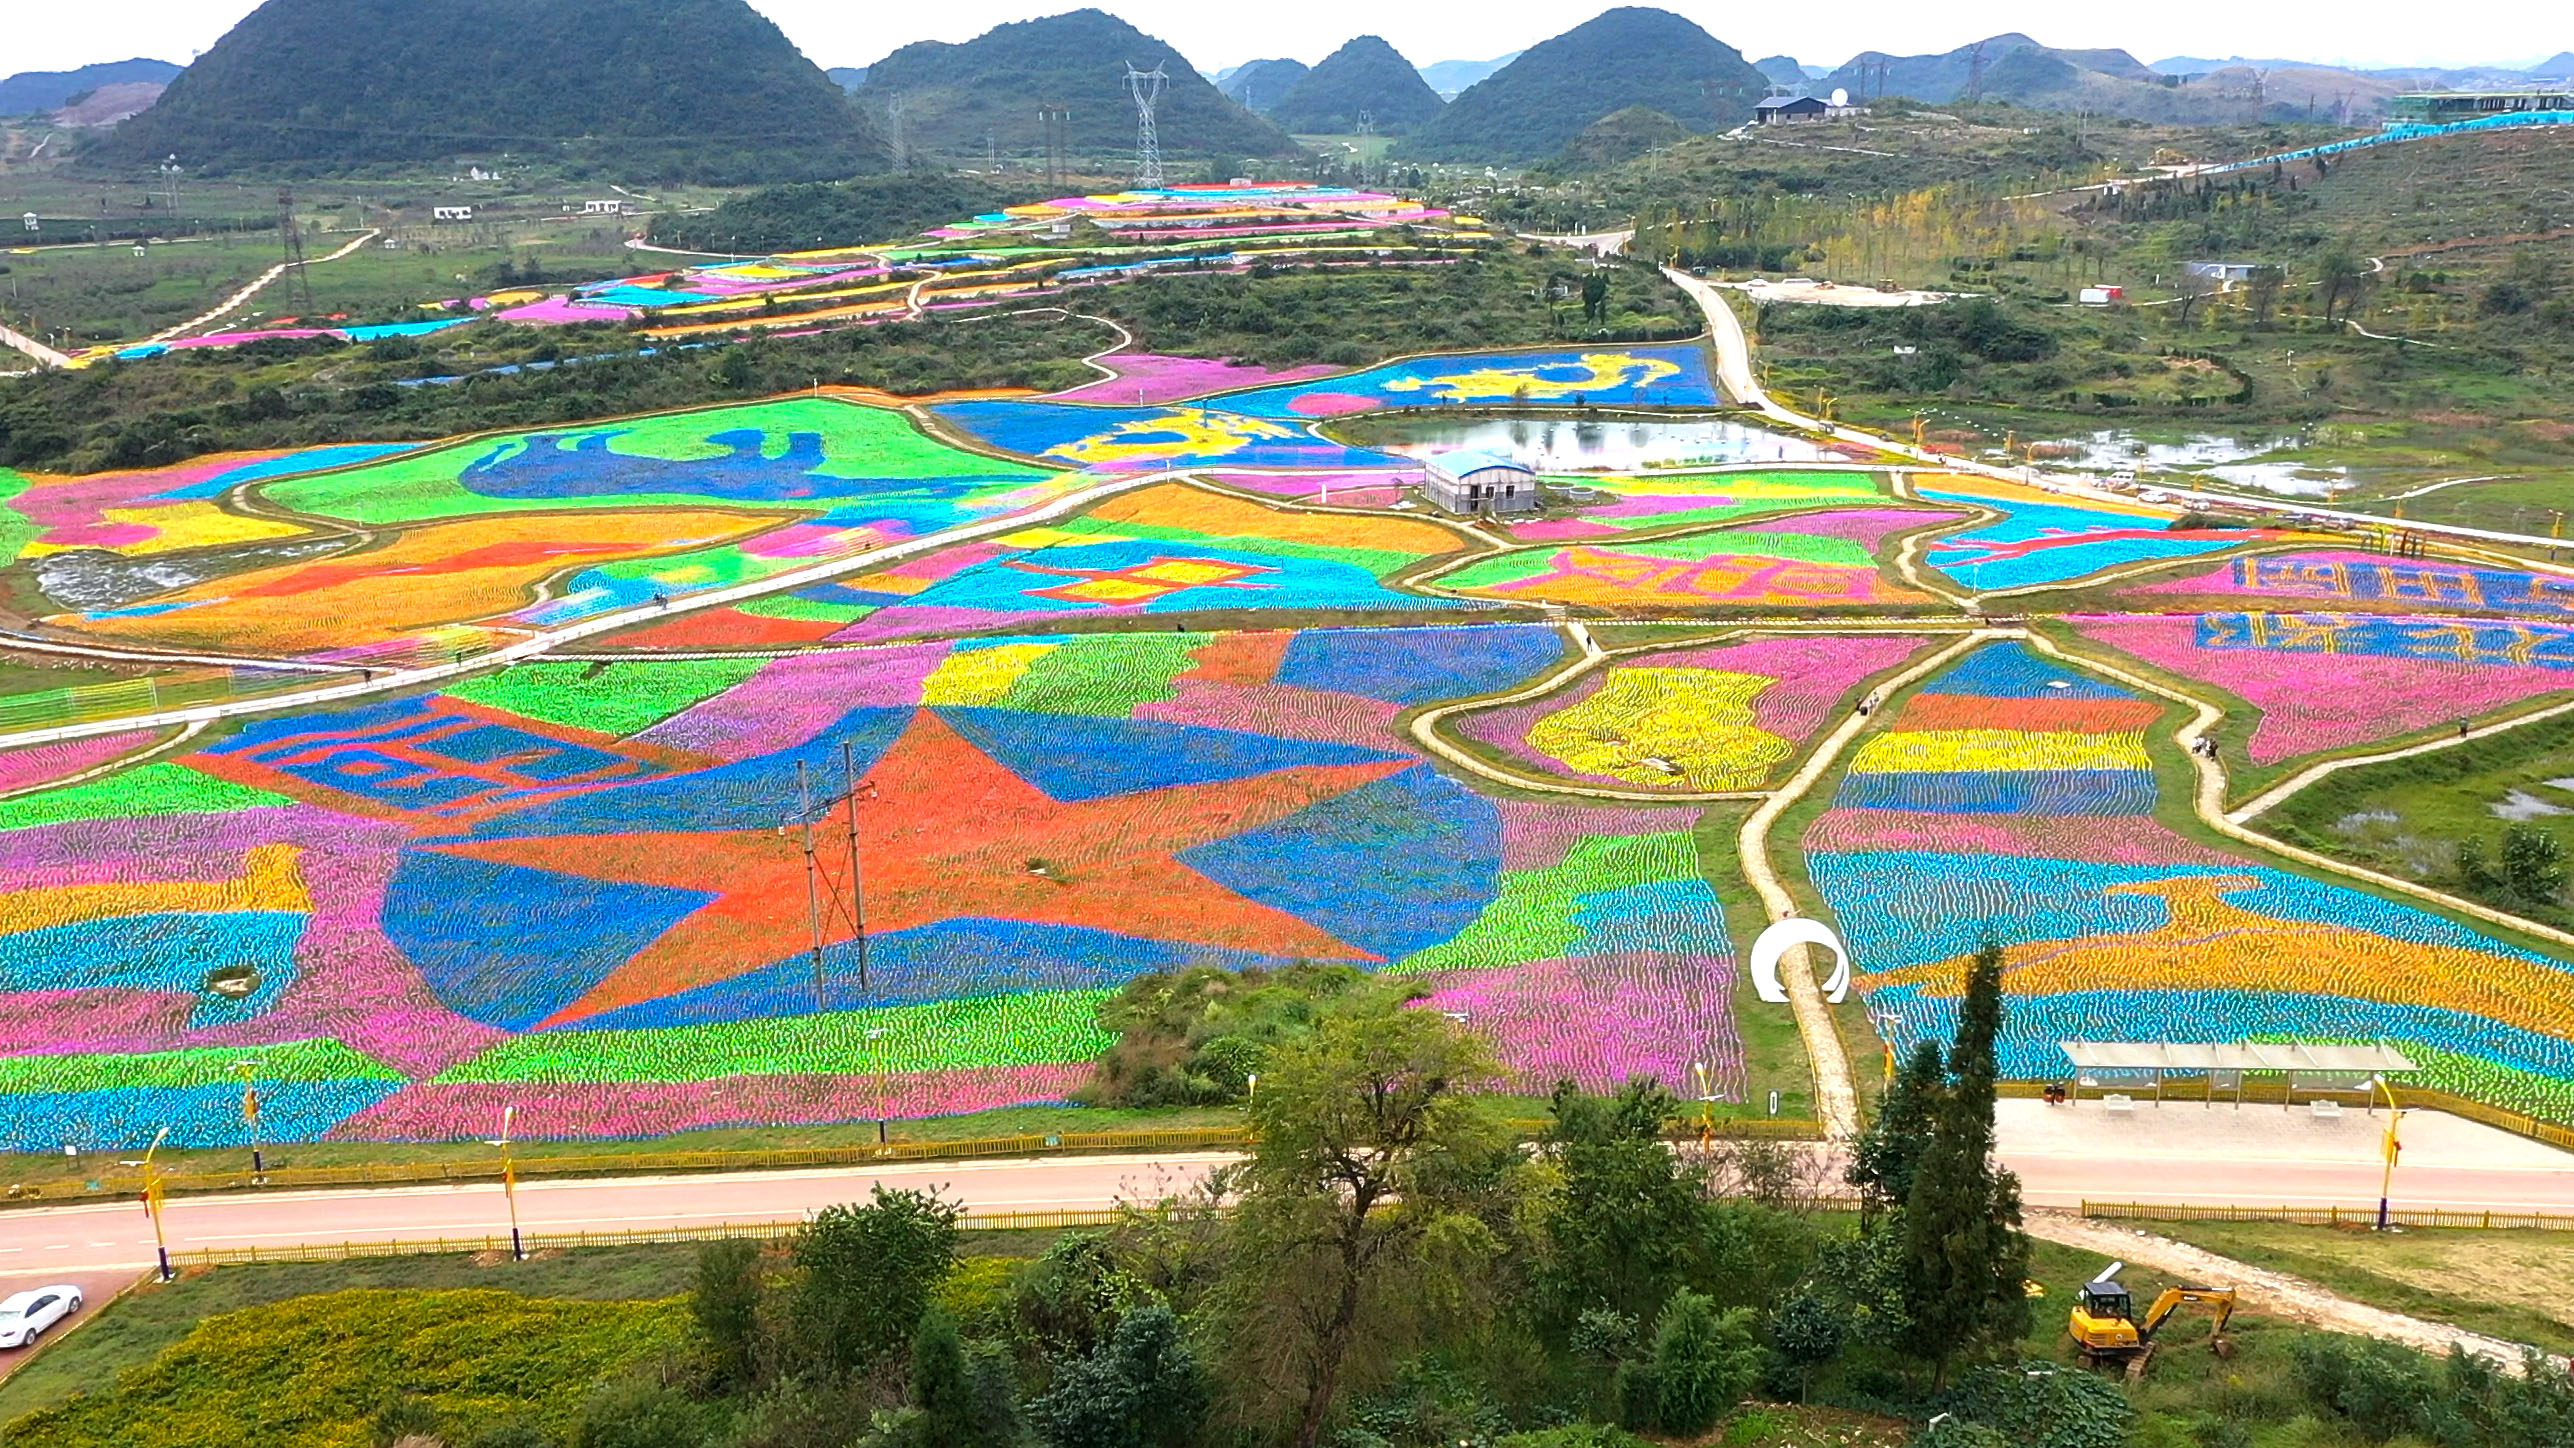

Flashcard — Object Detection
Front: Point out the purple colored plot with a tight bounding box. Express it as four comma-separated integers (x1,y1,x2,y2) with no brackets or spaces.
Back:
1050,354,1342,405
2074,613,2574,763
0,805,502,1077
1454,633,1934,788
0,730,167,795
1135,680,1399,750
1411,953,1745,1098
494,295,641,324
1803,807,2238,866
328,1063,1094,1140
1774,506,1969,549
637,644,952,760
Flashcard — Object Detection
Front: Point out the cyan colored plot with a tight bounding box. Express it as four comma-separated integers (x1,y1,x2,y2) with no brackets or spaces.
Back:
0,911,306,1023
1866,985,2574,1084
898,539,1456,619
0,1080,403,1152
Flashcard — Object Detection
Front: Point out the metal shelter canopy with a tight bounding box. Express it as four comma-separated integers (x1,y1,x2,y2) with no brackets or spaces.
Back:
2061,1042,2417,1073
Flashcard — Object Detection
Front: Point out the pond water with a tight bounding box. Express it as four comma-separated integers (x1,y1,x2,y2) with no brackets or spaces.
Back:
1339,415,1835,471
2033,429,2355,499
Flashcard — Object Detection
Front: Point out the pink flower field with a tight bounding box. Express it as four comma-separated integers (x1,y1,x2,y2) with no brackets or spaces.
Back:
2075,613,2574,762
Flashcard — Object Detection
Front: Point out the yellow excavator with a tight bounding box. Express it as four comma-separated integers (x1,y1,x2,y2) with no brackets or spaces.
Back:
2067,1262,2237,1378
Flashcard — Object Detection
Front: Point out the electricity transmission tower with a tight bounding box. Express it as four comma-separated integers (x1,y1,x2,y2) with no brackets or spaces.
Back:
1038,105,1071,187
1355,110,1375,187
1126,62,1168,188
276,188,315,314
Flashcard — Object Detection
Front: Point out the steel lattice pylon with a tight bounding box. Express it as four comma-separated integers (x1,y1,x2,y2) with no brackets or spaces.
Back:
1126,62,1169,188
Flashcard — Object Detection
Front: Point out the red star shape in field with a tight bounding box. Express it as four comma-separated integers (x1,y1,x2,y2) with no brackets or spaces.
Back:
426,711,1409,1027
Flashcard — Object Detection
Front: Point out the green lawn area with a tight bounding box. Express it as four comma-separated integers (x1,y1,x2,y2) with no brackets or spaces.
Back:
0,1245,704,1423
2144,1219,2574,1358
2264,705,2574,934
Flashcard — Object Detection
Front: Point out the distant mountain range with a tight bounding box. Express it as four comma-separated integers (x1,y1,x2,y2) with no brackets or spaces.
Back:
1266,36,1444,135
857,8,1298,162
1219,58,1308,113
826,66,867,91
1415,52,1522,99
0,58,180,116
1407,8,1769,162
92,0,878,181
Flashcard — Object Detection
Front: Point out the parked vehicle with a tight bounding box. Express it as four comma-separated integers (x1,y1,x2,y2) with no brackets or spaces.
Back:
0,1286,83,1349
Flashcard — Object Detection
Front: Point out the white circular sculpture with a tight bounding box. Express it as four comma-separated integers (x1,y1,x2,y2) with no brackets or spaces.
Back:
1749,917,1853,1005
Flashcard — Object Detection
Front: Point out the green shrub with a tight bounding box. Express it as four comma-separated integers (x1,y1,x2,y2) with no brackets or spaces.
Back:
2,1288,685,1448
1937,1362,2135,1448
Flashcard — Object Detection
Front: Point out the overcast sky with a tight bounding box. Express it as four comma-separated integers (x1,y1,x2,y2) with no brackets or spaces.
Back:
7,0,2567,78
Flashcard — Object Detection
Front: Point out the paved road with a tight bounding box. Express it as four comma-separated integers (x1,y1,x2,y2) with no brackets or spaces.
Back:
2,1115,2565,1276
0,1154,1236,1274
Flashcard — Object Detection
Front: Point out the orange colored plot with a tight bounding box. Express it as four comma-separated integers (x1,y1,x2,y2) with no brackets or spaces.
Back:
1089,483,1466,555
1861,874,2574,1043
1894,692,2166,734
62,510,788,655
1183,630,1293,686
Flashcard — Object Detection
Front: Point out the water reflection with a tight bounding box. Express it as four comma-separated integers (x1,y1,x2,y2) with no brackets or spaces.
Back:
1345,415,1832,470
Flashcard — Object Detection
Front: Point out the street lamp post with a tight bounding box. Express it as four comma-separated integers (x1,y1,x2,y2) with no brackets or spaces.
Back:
487,1105,524,1260
231,1060,265,1181
125,1126,174,1282
2372,1074,2404,1230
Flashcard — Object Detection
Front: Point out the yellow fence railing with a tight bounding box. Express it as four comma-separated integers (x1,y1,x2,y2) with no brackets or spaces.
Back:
2083,1201,2574,1231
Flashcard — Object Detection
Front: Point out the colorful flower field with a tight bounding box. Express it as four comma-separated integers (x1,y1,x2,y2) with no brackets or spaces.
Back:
1499,475,1912,541
608,482,1489,648
1914,473,2281,591
1450,633,1938,793
2073,612,2574,763
0,624,1764,1146
2123,549,2574,619
1436,518,1935,609
1805,640,2574,1120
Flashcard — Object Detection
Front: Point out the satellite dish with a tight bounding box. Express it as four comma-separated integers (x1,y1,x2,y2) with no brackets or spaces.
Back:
1830,87,1850,107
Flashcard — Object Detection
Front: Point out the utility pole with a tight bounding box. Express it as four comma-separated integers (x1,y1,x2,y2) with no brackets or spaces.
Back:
1966,41,1988,103
798,760,826,1010
840,740,876,994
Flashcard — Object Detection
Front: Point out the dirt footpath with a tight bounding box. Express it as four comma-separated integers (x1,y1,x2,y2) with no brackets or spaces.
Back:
2026,1210,2563,1370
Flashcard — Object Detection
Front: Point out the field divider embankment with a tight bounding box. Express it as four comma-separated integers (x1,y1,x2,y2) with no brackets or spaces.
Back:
1737,627,2000,1140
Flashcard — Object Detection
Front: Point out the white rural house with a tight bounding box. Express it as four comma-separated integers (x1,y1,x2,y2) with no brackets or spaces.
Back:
1422,451,1538,515
431,206,475,223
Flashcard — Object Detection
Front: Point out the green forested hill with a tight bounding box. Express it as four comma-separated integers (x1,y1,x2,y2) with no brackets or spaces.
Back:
1404,7,1770,163
1266,36,1445,135
856,9,1300,164
91,0,880,182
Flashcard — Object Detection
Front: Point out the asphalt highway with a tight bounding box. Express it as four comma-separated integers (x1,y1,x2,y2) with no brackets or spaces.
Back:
1,1116,2567,1277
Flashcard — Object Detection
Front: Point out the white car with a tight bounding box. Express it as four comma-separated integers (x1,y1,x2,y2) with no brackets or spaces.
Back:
0,1287,82,1349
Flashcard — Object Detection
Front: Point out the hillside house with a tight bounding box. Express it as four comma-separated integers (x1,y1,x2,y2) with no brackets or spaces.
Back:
1423,451,1538,515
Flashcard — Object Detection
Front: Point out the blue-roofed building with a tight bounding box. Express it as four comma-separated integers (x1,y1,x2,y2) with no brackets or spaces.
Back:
1423,450,1538,515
